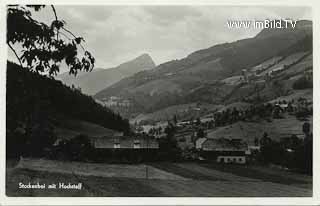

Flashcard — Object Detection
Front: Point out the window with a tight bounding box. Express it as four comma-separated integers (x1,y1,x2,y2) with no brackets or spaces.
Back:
133,140,141,149
114,143,120,149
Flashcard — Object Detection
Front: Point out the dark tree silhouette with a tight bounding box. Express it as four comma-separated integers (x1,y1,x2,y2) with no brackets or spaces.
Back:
254,137,259,146
7,5,95,76
7,62,131,158
173,114,178,125
158,124,180,161
196,128,205,139
302,122,311,138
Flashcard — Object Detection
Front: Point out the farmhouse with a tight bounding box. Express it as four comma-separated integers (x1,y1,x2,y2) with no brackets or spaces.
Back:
91,135,159,149
196,138,248,164
90,135,159,162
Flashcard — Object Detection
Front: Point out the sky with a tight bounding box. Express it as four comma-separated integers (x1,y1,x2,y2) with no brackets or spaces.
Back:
9,5,312,72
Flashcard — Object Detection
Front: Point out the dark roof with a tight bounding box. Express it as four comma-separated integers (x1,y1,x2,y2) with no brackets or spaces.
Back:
202,138,247,151
91,136,159,149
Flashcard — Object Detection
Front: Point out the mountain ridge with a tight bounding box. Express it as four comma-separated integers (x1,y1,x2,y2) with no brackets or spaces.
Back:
94,20,312,116
57,53,156,95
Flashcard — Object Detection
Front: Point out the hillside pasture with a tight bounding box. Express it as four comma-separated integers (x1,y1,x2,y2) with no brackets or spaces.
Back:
218,101,251,112
250,56,283,72
268,89,312,103
279,54,312,78
130,103,223,124
207,115,312,144
54,115,117,139
221,75,243,85
259,52,309,76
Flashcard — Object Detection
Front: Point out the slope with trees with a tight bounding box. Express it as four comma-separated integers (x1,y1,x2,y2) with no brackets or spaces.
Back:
6,5,130,158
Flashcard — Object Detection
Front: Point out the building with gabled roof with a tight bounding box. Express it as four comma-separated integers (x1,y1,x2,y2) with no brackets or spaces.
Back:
89,135,159,162
91,135,159,149
196,138,248,164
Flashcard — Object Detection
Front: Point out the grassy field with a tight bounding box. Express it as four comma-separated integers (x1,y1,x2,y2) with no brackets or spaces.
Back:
131,102,223,124
54,115,116,139
207,114,312,144
260,52,309,76
269,89,312,103
150,162,225,181
6,159,312,197
199,163,312,188
6,169,163,197
16,158,186,180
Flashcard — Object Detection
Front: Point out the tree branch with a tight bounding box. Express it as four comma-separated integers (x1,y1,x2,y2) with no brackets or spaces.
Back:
59,31,72,40
51,5,59,40
61,27,85,51
61,27,77,38
8,42,23,68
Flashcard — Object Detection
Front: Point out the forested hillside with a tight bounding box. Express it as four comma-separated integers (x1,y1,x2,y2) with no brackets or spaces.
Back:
7,61,130,157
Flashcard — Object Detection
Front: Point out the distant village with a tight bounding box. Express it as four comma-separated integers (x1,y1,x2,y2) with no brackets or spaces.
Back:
87,57,313,167
58,91,312,168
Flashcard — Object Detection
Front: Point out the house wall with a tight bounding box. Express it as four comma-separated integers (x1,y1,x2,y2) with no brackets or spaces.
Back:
93,148,159,163
217,155,246,164
91,137,159,149
199,150,247,164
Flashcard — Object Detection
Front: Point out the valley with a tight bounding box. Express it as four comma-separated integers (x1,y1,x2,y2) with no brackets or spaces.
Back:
6,8,313,198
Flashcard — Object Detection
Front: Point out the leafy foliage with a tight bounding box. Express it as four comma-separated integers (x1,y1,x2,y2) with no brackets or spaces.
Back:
258,130,312,175
7,5,95,76
52,134,94,161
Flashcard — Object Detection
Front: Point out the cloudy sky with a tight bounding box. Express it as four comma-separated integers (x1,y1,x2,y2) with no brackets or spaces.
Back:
10,5,312,72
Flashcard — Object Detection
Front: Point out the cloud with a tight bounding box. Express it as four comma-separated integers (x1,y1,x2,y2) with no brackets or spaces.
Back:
12,5,312,72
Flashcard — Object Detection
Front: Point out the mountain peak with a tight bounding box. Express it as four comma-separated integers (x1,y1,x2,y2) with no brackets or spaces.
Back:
131,53,155,67
117,53,156,74
57,53,156,95
138,53,152,59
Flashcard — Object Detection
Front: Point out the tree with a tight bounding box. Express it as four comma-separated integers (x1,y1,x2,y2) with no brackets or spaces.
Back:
20,98,57,157
231,107,239,122
272,80,286,97
195,117,201,126
7,5,95,76
290,134,301,150
260,132,272,146
173,114,178,125
197,128,205,139
66,134,93,161
302,122,311,138
254,137,259,146
159,124,180,161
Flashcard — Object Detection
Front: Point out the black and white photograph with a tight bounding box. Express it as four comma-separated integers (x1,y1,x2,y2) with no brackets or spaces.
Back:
3,2,316,202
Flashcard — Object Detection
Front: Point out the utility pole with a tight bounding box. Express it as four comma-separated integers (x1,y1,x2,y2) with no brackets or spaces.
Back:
145,135,149,179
